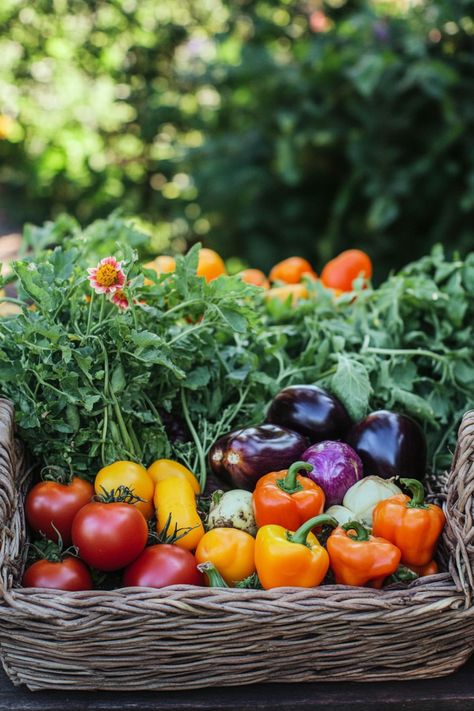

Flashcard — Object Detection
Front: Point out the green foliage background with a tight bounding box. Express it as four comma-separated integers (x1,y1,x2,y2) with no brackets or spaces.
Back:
1,0,473,276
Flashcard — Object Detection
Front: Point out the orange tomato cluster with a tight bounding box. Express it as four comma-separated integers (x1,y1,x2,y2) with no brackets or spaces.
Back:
143,247,372,306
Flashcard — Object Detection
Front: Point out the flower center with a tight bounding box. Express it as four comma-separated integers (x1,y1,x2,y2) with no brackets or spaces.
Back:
95,263,119,287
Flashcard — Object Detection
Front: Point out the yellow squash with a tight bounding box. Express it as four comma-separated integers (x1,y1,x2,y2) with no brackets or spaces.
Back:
154,477,204,551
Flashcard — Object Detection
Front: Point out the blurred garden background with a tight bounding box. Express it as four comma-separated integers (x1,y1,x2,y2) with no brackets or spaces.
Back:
0,0,473,280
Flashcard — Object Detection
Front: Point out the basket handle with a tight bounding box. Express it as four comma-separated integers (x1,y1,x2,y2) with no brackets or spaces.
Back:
443,410,474,607
0,398,27,595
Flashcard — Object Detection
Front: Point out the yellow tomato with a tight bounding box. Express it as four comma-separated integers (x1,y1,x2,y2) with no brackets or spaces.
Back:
147,459,200,494
95,461,155,520
265,283,309,306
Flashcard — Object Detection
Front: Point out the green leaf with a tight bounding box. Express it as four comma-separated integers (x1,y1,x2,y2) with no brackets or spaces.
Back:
391,388,437,424
217,306,247,334
111,363,126,394
330,355,372,421
13,262,56,311
184,366,211,390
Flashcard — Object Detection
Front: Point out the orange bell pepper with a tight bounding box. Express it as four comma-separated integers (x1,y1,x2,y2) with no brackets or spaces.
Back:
327,521,401,587
407,560,439,577
255,514,337,589
253,461,325,530
195,528,255,586
372,478,445,566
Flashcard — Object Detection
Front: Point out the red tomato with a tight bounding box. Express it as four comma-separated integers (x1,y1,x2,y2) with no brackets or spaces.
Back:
123,544,204,588
321,249,373,292
22,557,92,591
25,477,94,544
72,502,148,571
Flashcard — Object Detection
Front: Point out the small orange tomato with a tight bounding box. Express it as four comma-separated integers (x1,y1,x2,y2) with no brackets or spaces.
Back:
265,283,309,306
143,256,176,285
94,461,155,520
147,459,201,494
269,257,316,284
321,249,372,292
197,248,226,282
237,268,270,289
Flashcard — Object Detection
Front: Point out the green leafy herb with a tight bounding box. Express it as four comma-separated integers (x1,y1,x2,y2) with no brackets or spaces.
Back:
0,218,472,487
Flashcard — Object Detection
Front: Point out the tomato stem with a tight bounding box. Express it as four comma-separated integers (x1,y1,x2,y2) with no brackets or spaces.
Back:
95,485,145,504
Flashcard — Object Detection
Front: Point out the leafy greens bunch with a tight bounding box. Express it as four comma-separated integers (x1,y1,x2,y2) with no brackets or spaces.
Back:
0,217,472,486
0,219,258,487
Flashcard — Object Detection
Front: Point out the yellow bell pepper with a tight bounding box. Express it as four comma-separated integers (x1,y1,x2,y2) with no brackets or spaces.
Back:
255,514,336,589
148,459,200,494
154,477,204,551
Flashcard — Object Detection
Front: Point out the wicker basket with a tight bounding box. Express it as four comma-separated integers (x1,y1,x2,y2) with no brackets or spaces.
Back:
1,398,474,691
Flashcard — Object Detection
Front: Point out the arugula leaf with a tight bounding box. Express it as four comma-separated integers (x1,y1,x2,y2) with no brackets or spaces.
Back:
330,355,372,421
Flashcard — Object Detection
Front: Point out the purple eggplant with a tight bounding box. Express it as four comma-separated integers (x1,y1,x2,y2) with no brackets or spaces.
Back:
209,424,309,491
266,385,352,443
345,410,427,481
208,433,234,485
302,440,363,507
159,409,189,443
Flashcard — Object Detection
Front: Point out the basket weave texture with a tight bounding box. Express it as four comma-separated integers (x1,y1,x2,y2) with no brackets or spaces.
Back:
0,398,474,691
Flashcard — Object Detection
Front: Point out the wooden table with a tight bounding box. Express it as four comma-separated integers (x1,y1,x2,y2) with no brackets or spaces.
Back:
1,657,474,710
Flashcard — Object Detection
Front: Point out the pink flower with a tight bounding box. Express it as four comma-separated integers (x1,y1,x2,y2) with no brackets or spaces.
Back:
109,288,130,311
87,257,126,294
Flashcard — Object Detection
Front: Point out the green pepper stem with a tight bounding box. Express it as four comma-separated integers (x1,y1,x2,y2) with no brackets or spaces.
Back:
290,514,338,546
342,520,370,541
277,461,312,494
400,478,427,508
198,562,229,588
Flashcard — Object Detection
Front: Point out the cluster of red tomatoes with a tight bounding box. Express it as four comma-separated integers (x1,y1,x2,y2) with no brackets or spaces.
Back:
23,460,204,591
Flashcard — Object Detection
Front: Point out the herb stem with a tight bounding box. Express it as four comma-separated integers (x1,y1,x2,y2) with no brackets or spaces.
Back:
110,388,136,459
100,406,108,466
165,298,202,317
0,297,25,307
363,346,446,363
86,291,94,336
180,388,207,491
98,296,105,326
168,322,208,346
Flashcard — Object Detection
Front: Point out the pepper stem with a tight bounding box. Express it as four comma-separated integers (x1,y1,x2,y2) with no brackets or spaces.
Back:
342,520,370,541
197,562,229,588
277,461,313,494
289,514,338,546
400,478,427,508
